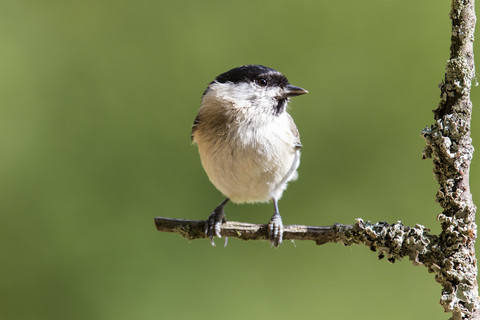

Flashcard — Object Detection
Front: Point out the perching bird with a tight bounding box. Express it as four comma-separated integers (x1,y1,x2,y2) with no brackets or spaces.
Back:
191,65,307,247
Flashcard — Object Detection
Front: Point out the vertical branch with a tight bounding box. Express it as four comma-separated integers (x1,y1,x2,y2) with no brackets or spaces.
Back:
422,0,478,318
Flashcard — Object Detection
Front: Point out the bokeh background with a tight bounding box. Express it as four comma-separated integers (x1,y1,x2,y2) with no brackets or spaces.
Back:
1,0,479,319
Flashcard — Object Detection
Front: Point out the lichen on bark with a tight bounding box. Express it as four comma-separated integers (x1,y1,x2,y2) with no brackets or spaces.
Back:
421,1,478,318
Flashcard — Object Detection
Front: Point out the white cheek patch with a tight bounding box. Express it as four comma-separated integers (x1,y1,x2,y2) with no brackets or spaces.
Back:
209,81,284,114
211,82,258,103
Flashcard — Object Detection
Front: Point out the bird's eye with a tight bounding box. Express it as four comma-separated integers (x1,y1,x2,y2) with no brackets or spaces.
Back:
257,78,268,87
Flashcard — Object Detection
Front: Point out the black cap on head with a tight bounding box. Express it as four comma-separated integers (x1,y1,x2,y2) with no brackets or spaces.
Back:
214,65,289,88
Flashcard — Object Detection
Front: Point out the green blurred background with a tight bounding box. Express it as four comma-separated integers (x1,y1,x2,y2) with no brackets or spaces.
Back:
1,0,479,319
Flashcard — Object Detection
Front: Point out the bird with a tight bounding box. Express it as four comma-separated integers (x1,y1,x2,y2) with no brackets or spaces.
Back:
191,65,307,247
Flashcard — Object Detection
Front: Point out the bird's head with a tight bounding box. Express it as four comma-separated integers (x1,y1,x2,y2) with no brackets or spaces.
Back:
202,65,307,116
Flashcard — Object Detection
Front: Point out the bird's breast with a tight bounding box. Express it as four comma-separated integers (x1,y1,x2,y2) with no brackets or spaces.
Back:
196,116,298,203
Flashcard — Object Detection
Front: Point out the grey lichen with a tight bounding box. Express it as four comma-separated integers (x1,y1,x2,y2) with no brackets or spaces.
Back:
336,219,439,267
446,57,475,95
420,0,478,318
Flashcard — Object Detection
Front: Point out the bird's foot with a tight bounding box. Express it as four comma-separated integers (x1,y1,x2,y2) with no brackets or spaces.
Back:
268,213,284,248
205,206,226,246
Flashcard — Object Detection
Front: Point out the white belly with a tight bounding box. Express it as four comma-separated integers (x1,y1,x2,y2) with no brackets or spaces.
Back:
196,126,300,203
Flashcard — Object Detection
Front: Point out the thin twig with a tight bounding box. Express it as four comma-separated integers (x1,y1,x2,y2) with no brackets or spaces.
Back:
155,217,344,244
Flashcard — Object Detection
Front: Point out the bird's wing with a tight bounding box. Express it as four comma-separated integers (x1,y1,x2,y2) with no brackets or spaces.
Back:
287,113,302,151
191,114,201,141
276,113,302,185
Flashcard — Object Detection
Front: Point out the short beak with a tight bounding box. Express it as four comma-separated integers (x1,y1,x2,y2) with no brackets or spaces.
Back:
284,84,308,97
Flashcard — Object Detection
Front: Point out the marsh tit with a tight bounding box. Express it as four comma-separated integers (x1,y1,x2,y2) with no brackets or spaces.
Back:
191,65,308,247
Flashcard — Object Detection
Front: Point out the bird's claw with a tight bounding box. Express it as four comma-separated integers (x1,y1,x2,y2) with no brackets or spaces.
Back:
268,213,284,247
205,208,225,246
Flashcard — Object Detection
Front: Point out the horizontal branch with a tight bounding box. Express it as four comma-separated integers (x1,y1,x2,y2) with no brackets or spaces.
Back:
155,217,440,266
154,217,344,244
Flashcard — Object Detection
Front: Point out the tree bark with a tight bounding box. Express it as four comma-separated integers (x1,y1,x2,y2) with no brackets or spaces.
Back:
421,0,478,318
